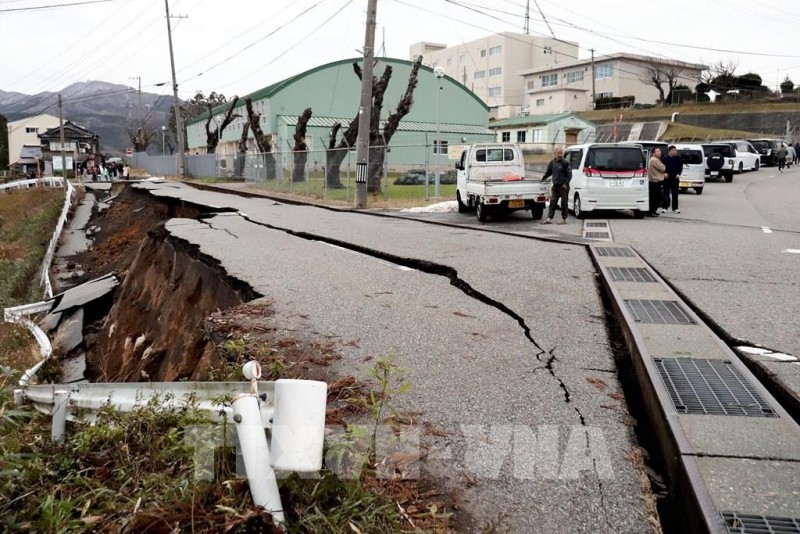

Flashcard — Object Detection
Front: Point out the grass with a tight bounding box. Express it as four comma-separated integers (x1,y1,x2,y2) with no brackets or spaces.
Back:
579,100,800,122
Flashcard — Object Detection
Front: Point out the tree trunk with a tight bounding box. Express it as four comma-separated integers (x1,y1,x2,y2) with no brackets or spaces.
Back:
292,150,308,183
235,121,250,179
367,145,385,193
245,97,276,179
263,152,277,180
325,147,348,188
292,108,312,183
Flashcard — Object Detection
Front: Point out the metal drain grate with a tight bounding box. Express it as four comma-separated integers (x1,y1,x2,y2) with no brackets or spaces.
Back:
625,299,696,325
586,222,607,228
655,359,777,417
609,267,656,283
585,232,610,239
596,247,634,257
722,511,800,533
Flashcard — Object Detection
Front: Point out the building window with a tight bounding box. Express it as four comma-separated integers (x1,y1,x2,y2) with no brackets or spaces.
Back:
527,80,536,90
501,132,511,142
598,92,613,98
489,67,502,76
25,127,38,133
459,54,465,64
517,131,526,143
566,70,584,84
489,45,502,56
433,140,448,155
543,46,553,54
536,98,545,107
596,64,613,78
474,70,486,80
480,49,486,58
488,86,502,97
446,58,452,66
540,73,558,87
532,129,542,143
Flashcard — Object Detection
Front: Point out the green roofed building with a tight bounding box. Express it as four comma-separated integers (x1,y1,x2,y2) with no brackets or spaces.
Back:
489,112,597,153
185,57,494,170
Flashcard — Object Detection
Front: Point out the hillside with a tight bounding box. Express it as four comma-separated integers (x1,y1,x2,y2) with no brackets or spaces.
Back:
0,82,176,156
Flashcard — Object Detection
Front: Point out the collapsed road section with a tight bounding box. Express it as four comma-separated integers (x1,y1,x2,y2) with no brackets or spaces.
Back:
43,181,657,533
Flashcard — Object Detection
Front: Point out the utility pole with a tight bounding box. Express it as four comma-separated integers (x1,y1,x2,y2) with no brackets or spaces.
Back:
58,94,68,180
165,0,186,179
524,0,530,34
590,48,596,110
354,0,378,208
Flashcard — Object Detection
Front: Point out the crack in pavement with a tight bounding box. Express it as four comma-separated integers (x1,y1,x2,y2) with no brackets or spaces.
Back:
232,211,586,423
195,216,240,239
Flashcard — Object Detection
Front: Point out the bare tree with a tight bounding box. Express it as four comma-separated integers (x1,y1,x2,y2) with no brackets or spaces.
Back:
204,96,240,154
245,97,276,179
292,108,312,183
640,60,686,105
127,125,156,152
702,59,739,100
235,120,250,178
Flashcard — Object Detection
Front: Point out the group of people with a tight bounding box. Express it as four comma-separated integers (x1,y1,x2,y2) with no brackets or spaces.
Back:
78,161,129,182
775,142,800,172
647,146,683,217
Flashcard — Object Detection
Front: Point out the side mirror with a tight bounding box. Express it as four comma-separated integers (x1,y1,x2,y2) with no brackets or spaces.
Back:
455,162,462,170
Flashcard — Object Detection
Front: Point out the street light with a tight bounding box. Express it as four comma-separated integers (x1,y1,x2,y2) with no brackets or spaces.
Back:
161,125,167,154
434,65,445,198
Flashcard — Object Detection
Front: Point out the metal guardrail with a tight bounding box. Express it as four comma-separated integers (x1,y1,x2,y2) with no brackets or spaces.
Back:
40,179,77,299
3,301,54,387
0,177,65,191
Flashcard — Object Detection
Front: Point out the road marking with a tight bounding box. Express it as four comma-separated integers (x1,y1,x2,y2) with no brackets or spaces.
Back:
762,226,772,234
785,249,800,254
768,175,776,178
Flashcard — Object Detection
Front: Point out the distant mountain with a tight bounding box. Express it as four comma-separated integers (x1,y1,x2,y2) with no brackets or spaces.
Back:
0,81,177,156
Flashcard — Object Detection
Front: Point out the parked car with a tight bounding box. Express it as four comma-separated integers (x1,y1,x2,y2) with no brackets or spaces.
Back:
562,143,649,219
721,140,761,172
748,139,783,167
673,144,706,194
636,141,670,162
701,143,736,182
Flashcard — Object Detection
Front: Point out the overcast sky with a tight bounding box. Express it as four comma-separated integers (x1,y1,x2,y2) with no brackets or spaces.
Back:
2,0,799,102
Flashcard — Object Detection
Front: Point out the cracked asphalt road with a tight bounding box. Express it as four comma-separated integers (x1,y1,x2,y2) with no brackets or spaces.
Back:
140,182,652,532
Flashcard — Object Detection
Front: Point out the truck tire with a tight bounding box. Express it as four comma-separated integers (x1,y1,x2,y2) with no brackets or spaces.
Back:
476,202,487,222
531,204,544,220
725,173,733,183
457,191,468,213
695,187,703,195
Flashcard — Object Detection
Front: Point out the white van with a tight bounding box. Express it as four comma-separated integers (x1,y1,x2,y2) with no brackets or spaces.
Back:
673,144,706,195
562,143,649,219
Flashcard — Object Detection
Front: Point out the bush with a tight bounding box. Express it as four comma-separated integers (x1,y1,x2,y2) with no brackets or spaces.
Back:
393,169,456,185
594,95,635,110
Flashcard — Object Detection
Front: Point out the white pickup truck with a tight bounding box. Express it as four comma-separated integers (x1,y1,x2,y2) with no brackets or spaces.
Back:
455,143,550,222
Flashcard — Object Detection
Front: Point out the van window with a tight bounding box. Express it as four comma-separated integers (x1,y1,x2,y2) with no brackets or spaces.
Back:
703,145,733,157
677,149,704,165
585,147,644,172
475,148,515,162
565,150,582,170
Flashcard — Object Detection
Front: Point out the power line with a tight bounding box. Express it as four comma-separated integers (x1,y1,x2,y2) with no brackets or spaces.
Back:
0,0,114,12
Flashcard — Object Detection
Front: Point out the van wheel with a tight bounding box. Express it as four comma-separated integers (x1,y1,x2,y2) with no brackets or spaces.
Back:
531,204,544,220
456,191,468,213
738,162,744,173
695,187,703,195
633,210,646,219
573,194,586,219
725,174,733,183
476,202,487,222
755,160,760,171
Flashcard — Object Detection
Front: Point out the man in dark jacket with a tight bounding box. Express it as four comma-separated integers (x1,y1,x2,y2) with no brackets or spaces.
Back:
661,146,683,214
541,146,572,224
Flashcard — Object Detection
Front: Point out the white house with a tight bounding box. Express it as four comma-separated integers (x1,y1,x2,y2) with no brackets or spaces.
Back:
520,53,706,114
7,114,60,168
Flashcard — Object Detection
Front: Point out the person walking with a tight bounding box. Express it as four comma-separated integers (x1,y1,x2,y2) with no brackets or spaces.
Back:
776,144,788,172
647,148,666,217
541,146,572,225
661,145,683,214
794,142,800,165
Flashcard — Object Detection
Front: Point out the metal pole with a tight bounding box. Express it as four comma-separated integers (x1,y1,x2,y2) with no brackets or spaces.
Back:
52,390,68,442
58,94,68,179
231,394,285,523
354,0,378,208
424,132,430,201
590,48,596,110
165,0,185,179
435,84,442,198
162,129,166,154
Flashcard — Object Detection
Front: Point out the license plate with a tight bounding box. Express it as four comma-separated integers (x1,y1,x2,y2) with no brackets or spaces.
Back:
608,180,625,187
679,181,690,187
710,171,718,176
508,199,525,208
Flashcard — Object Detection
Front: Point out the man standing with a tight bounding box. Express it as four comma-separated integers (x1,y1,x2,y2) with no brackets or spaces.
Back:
647,147,666,217
541,146,572,225
776,144,788,172
661,145,683,214
794,141,800,165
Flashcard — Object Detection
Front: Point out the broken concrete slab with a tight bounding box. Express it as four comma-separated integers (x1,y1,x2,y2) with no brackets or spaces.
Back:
49,273,118,315
39,311,62,332
52,308,83,353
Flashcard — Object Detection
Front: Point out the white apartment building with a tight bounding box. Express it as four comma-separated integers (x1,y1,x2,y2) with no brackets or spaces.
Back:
410,32,578,120
521,53,706,115
7,113,60,167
